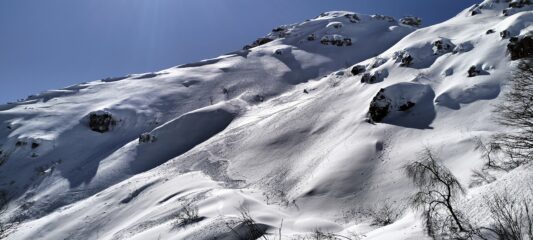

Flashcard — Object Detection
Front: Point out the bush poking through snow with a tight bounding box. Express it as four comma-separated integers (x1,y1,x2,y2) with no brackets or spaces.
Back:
363,200,403,226
478,190,533,240
174,201,202,228
405,148,471,238
225,207,268,240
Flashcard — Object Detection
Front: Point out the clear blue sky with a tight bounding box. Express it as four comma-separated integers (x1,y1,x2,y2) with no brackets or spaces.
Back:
0,0,480,104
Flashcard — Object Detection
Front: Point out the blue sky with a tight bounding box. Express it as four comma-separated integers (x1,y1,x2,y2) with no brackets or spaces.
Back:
0,0,480,103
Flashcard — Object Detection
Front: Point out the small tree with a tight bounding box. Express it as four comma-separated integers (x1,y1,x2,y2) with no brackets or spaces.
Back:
492,59,533,169
405,148,470,238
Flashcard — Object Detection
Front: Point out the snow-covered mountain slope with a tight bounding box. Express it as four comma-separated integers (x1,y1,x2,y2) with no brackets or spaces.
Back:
1,1,532,239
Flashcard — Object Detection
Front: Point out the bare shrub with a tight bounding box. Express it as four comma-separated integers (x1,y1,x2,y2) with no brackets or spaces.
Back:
363,200,403,226
297,229,355,240
226,207,268,240
405,148,471,238
491,59,533,169
477,190,533,240
174,201,202,227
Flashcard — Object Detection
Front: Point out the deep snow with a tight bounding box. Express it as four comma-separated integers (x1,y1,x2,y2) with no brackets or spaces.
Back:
0,0,532,239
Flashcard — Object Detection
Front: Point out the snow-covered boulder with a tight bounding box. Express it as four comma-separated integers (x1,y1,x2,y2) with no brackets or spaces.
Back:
320,34,352,46
432,38,456,55
361,70,388,84
350,65,366,75
368,83,435,128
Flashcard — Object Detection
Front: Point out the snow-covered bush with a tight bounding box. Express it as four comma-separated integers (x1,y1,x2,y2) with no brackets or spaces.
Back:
400,16,422,27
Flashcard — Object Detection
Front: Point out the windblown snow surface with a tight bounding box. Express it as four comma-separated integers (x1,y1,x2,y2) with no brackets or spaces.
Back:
1,1,532,239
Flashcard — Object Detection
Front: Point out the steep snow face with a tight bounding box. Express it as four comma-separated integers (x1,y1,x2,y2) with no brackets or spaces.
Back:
0,11,414,239
1,2,532,239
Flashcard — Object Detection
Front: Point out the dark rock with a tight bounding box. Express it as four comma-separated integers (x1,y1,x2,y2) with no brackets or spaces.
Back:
307,34,316,41
31,142,39,149
471,7,482,16
486,29,495,34
254,95,265,102
361,71,386,84
400,16,422,27
350,65,366,75
139,133,157,143
88,112,116,133
320,35,352,46
373,15,396,22
272,27,285,32
400,53,413,67
509,0,531,8
243,37,273,50
399,101,416,111
369,89,391,122
344,13,360,23
344,38,352,46
303,89,309,94
507,35,533,60
500,30,511,39
15,141,26,147
468,66,481,77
